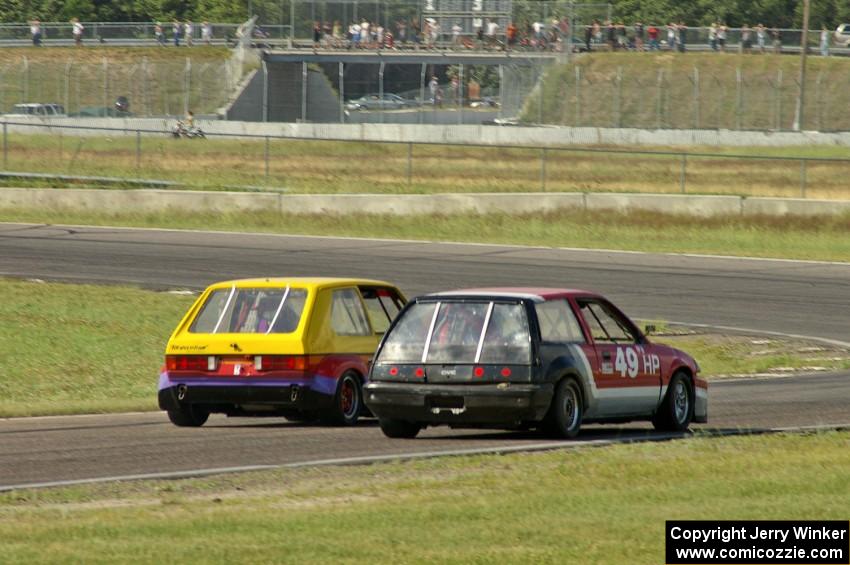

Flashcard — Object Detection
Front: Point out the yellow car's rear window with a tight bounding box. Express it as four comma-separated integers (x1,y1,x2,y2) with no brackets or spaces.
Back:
190,286,308,334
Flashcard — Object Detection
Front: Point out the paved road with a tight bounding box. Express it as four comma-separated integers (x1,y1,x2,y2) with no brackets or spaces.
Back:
1,223,848,489
2,372,848,490
2,223,849,342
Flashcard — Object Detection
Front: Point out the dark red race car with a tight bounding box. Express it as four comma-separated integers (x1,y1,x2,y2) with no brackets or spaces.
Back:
365,288,706,439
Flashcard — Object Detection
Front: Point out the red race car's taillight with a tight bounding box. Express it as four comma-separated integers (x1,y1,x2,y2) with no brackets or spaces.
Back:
166,355,218,372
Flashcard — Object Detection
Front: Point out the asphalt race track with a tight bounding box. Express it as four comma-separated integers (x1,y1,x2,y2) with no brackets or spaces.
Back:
1,223,849,490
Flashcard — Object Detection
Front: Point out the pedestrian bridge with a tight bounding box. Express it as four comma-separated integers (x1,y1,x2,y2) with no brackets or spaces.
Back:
263,48,561,66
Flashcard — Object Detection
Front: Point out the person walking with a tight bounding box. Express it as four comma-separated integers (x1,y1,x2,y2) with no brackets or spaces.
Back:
677,22,687,53
634,21,644,51
71,17,84,46
666,22,677,51
717,23,727,52
486,18,499,50
606,20,615,50
647,24,659,51
756,23,766,53
507,21,518,51
172,19,182,46
820,26,830,56
771,27,781,54
708,22,718,51
741,24,752,53
30,19,42,46
201,21,212,45
184,20,193,47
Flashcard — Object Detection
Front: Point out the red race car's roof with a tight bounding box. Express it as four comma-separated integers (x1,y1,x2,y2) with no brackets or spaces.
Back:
428,287,599,302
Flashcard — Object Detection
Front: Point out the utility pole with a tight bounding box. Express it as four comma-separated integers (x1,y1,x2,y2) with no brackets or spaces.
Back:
793,0,810,131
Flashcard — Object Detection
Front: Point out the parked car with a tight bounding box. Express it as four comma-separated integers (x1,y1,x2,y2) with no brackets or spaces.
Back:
834,24,850,47
68,106,134,118
159,278,406,427
4,103,66,117
345,93,416,111
365,287,706,439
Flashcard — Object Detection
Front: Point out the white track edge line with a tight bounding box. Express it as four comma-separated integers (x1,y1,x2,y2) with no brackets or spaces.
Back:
4,221,849,267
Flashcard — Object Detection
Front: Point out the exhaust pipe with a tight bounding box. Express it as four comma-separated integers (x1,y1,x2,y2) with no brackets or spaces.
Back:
177,385,188,401
290,385,300,402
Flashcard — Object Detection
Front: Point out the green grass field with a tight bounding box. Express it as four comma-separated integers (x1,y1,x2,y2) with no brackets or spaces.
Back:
1,277,847,417
0,46,233,116
526,52,850,131
1,431,847,563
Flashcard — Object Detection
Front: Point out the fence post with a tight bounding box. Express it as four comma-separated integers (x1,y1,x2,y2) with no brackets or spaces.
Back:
22,56,28,104
540,148,547,191
103,57,109,113
815,70,823,131
458,63,464,125
537,65,544,124
692,66,700,129
406,142,413,185
419,63,426,124
574,65,581,126
64,60,71,115
339,61,344,123
265,136,270,180
800,159,807,198
262,60,269,122
735,67,742,130
379,61,385,125
656,68,663,128
680,153,687,193
3,122,6,170
141,57,148,116
184,57,191,116
498,64,504,121
775,69,783,130
136,130,141,169
301,61,308,122
615,66,623,128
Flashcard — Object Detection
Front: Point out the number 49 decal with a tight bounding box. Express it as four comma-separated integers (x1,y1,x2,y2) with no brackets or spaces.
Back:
615,347,660,378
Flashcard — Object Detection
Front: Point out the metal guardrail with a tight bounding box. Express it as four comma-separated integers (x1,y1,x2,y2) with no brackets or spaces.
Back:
0,119,847,200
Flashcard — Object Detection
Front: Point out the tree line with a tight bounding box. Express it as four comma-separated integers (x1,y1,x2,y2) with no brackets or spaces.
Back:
5,0,850,30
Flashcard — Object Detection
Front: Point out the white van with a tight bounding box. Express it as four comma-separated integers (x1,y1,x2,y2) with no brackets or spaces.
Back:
4,103,67,117
833,24,850,47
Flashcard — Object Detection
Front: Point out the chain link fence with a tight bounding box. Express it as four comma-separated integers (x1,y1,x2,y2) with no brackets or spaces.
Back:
1,120,849,200
0,58,236,117
524,59,850,131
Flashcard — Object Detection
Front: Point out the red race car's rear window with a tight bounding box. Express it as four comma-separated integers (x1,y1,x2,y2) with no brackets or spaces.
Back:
377,301,531,365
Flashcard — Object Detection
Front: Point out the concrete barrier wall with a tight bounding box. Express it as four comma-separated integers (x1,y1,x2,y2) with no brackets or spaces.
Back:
4,117,850,147
4,188,850,218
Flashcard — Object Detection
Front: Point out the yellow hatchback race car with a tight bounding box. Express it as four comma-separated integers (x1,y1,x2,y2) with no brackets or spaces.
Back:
158,278,406,427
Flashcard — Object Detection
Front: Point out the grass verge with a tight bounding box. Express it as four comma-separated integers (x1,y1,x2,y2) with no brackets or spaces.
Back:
0,431,847,563
0,279,194,417
3,208,850,262
527,52,850,131
3,131,850,198
1,278,847,417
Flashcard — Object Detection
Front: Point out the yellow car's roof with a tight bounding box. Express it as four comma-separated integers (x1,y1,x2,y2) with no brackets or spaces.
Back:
204,277,398,291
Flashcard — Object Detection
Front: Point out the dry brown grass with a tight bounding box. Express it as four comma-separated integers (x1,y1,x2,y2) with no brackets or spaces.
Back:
7,133,850,199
